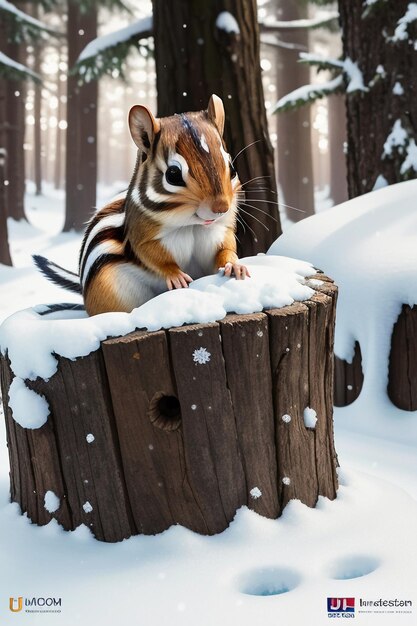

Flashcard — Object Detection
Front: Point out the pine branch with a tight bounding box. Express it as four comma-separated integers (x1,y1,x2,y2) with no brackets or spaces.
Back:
0,50,41,82
0,0,63,38
272,74,344,113
298,52,344,72
259,11,339,32
73,15,153,82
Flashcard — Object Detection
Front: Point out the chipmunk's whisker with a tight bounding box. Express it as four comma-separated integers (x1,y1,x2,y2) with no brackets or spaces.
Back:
238,206,270,232
239,193,306,214
238,202,279,224
237,214,258,241
231,140,262,166
236,215,247,236
241,175,271,188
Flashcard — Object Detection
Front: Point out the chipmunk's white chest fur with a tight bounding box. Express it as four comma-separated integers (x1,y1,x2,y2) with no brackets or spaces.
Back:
160,223,227,278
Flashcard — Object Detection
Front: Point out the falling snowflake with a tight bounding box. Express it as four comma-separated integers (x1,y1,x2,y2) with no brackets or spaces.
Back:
193,347,211,365
86,433,95,443
282,477,291,486
282,414,291,423
250,487,262,499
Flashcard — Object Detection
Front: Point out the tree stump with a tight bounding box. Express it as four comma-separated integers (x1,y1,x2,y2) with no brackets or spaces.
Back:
388,305,417,411
334,342,364,407
0,275,339,542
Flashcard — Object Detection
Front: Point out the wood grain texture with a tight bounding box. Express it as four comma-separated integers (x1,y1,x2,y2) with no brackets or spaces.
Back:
169,322,247,533
334,342,364,407
102,330,209,535
31,351,133,542
388,305,417,411
220,313,279,518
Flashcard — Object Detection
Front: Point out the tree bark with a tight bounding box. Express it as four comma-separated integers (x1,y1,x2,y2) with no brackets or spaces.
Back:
2,43,26,221
338,0,417,197
152,0,281,256
328,94,348,205
0,150,12,266
275,0,315,222
64,0,98,231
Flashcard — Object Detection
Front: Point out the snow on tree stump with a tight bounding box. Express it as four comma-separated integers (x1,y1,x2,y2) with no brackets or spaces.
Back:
0,275,338,542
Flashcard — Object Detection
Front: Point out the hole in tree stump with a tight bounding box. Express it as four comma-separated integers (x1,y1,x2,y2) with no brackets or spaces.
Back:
148,392,182,431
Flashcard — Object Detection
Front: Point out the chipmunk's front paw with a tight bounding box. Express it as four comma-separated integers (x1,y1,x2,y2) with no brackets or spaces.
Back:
166,271,193,290
224,262,251,280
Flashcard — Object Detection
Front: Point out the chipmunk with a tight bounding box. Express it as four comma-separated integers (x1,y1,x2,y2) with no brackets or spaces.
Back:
34,94,250,316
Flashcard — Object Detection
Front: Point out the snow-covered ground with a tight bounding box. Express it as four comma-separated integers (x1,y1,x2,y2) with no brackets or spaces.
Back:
0,182,416,624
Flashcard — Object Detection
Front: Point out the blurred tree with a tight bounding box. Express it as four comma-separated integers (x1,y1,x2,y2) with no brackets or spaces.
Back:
63,0,98,231
339,0,417,197
273,0,315,222
0,148,12,266
0,0,52,230
152,0,281,256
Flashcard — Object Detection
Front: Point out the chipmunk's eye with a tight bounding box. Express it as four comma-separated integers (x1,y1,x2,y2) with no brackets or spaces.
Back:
165,165,185,186
229,162,237,179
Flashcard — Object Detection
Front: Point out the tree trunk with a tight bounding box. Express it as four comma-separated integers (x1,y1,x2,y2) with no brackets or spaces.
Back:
152,0,281,256
275,0,315,222
338,0,417,197
328,94,348,205
2,42,26,221
64,0,98,231
0,150,12,266
54,59,64,190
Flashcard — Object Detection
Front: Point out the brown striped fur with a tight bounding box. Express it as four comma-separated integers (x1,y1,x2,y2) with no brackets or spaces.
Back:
79,95,249,315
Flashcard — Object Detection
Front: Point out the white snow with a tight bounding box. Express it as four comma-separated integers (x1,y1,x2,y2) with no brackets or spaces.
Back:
343,57,368,93
400,139,417,174
249,487,262,499
261,12,339,30
393,81,404,95
392,3,417,41
282,477,291,485
0,0,50,30
282,414,292,423
372,174,389,190
270,179,417,445
0,182,417,624
383,119,408,156
273,75,344,112
0,254,316,382
0,50,40,80
303,407,317,429
215,11,240,35
86,433,95,444
8,377,49,429
44,490,60,513
192,347,211,365
83,501,93,514
77,16,153,62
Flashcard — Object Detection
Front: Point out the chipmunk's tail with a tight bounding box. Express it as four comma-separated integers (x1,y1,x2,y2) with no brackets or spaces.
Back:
33,255,82,295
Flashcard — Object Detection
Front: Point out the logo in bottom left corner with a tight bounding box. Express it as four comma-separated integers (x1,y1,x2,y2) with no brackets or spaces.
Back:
328,597,355,617
9,595,62,614
9,597,23,613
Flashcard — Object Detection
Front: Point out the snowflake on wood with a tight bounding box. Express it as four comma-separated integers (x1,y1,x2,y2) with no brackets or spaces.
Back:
193,347,211,365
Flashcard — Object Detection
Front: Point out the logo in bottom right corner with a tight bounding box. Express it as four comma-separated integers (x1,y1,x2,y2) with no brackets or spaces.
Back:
327,597,355,618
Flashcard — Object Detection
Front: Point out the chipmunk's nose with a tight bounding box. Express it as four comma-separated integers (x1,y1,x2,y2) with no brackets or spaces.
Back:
211,198,229,214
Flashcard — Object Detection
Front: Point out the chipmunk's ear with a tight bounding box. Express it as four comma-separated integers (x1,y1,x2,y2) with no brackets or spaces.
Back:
207,94,225,136
129,105,161,153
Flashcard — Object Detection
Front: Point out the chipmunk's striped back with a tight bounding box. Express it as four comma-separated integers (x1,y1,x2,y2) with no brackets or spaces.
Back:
79,196,126,293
